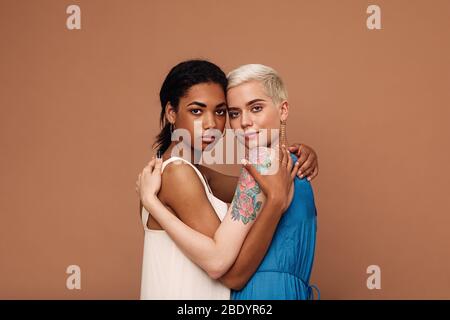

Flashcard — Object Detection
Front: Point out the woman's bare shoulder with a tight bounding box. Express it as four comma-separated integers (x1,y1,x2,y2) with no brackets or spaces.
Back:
159,160,205,202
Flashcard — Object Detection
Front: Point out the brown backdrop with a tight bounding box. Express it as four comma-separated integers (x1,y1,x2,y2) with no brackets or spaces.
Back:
1,0,449,299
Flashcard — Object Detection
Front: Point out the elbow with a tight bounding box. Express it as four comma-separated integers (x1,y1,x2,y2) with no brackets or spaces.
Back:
229,281,245,291
219,274,246,291
206,259,229,280
233,279,246,291
208,271,224,281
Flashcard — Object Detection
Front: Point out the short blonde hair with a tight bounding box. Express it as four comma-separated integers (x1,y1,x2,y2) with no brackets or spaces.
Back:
227,64,288,105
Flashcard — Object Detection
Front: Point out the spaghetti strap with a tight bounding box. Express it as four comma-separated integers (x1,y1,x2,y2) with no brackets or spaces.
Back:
141,206,151,231
161,157,211,194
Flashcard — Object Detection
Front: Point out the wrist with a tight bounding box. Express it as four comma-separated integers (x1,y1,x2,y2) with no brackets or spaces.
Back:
142,194,159,211
266,195,286,213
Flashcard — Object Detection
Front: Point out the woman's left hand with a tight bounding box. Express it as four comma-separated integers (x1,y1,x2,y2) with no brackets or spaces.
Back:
135,157,163,205
288,143,319,181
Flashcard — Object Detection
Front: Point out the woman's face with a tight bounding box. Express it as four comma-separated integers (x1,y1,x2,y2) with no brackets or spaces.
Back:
227,80,287,149
170,82,227,151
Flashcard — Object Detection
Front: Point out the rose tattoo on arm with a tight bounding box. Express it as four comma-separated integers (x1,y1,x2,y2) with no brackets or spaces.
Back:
230,168,262,224
230,148,272,225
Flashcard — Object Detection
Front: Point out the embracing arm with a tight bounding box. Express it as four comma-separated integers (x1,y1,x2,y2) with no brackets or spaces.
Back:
218,199,284,290
142,160,266,279
219,150,297,290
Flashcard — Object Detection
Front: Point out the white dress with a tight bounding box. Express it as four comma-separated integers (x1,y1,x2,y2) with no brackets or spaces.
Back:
140,156,231,300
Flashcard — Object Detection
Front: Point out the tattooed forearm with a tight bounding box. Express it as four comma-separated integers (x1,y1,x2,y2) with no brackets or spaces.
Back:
230,168,262,224
230,148,272,225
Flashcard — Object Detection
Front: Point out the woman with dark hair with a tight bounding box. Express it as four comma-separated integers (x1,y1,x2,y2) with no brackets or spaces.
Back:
136,60,318,299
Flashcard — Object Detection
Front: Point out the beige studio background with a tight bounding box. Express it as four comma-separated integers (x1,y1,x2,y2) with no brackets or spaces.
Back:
1,0,449,299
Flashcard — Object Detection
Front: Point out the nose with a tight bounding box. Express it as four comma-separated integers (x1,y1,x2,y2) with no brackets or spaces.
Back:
240,111,253,129
203,112,216,130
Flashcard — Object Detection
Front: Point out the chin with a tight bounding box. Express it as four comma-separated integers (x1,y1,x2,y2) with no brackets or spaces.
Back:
246,140,265,150
202,142,214,151
191,142,204,152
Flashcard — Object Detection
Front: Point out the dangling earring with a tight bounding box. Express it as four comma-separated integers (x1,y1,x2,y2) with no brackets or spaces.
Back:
170,123,174,133
280,119,287,145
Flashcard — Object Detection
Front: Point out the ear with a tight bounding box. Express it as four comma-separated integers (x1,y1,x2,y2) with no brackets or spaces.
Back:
165,102,177,125
279,100,289,121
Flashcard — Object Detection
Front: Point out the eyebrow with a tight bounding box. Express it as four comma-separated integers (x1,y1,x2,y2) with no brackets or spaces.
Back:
186,101,207,108
228,99,266,110
216,102,227,108
186,101,227,108
246,99,266,106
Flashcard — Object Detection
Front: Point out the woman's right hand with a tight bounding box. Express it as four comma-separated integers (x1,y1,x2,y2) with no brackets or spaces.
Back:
242,145,299,212
136,156,163,208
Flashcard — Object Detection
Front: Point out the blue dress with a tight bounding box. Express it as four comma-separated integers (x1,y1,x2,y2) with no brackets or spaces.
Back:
231,154,319,300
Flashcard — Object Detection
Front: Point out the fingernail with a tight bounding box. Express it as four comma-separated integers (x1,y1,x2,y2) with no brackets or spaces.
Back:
295,162,300,166
307,177,311,181
299,174,304,179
